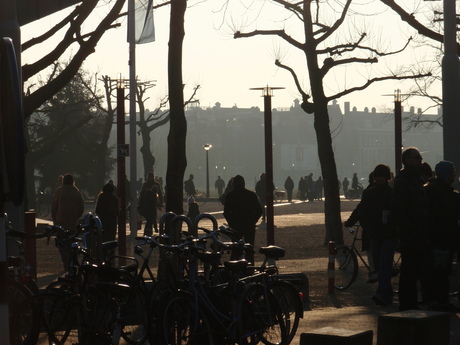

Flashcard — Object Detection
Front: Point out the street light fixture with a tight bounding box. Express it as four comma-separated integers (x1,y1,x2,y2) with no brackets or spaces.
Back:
203,144,212,199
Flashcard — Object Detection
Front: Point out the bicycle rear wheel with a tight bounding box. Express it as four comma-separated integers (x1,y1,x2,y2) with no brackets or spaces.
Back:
162,292,214,345
334,246,358,290
239,283,287,345
268,280,303,344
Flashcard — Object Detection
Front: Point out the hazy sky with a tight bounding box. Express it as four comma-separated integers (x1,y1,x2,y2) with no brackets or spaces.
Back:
21,0,443,113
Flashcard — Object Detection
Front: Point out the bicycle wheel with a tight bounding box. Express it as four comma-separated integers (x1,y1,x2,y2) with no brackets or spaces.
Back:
162,292,214,345
239,283,286,345
8,281,39,345
42,290,79,345
119,286,149,345
268,280,303,344
334,246,358,290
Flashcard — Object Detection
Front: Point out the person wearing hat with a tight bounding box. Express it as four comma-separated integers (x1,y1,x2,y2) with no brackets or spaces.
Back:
423,161,460,311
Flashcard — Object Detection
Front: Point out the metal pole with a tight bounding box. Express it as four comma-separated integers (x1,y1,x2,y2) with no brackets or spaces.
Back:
117,82,126,257
128,0,138,246
394,90,402,173
442,0,460,170
263,92,275,245
206,149,210,199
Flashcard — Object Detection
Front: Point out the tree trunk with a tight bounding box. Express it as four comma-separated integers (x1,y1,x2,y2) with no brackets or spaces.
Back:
165,0,187,216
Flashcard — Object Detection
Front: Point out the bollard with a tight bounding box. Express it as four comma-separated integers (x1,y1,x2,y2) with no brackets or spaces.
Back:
328,241,336,294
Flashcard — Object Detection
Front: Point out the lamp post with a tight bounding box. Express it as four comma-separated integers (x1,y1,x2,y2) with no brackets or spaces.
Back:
203,144,212,199
250,85,284,245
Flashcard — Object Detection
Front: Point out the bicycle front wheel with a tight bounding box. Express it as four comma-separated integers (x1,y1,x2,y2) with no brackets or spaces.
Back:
334,246,358,290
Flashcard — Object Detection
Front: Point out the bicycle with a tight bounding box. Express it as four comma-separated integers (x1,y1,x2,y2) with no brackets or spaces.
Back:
274,188,285,203
334,223,401,290
345,184,363,200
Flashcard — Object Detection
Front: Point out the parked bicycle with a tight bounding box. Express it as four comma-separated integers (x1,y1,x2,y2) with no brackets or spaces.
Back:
274,188,285,203
334,223,401,290
345,184,363,200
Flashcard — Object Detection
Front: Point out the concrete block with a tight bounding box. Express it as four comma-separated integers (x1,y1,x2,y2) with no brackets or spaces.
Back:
377,310,450,345
300,327,373,345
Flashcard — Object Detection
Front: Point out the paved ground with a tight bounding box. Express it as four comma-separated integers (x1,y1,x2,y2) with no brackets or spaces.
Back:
34,199,460,344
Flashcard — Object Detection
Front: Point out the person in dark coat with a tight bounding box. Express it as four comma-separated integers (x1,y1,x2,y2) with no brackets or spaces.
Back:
392,147,431,311
224,175,262,264
95,183,120,242
298,177,307,201
184,174,196,197
359,164,397,305
215,176,226,198
138,171,163,235
284,176,294,202
255,173,267,222
423,161,460,311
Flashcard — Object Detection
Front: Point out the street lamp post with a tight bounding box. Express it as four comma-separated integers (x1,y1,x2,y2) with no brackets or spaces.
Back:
250,85,284,246
203,144,212,199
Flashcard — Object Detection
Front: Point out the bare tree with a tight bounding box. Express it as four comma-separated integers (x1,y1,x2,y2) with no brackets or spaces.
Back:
22,0,126,118
231,0,431,243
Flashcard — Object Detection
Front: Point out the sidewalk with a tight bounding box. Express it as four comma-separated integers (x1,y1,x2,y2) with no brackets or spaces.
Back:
293,304,460,345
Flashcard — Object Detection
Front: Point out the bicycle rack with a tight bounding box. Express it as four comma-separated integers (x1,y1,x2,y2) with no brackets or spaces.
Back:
193,213,218,239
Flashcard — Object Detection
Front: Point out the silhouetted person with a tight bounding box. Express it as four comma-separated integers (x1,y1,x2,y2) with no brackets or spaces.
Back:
392,147,430,311
224,175,262,264
315,176,323,200
215,176,225,198
184,174,196,197
352,172,359,190
424,161,460,312
139,171,164,235
51,173,85,270
284,176,294,202
95,183,119,242
306,173,314,202
359,164,397,306
298,177,306,201
255,173,267,222
219,177,234,205
342,177,349,195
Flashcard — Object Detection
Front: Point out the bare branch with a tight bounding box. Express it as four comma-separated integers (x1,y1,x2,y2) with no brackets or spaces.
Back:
275,59,310,100
327,72,432,102
234,29,304,50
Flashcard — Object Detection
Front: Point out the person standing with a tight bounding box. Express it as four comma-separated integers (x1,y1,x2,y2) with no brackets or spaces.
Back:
224,175,262,264
215,176,225,198
51,173,85,271
255,173,267,222
342,177,349,196
315,176,323,200
392,147,431,311
298,177,306,201
139,171,163,235
51,173,85,233
184,174,196,197
284,176,294,202
359,164,397,306
95,183,120,242
423,161,460,311
306,173,314,202
352,173,359,190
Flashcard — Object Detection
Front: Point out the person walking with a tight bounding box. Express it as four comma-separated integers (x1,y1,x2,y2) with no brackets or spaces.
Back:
184,174,196,197
215,176,225,198
51,173,85,233
423,161,460,311
224,175,262,264
95,183,119,242
255,173,267,223
284,176,294,202
139,171,164,235
298,177,306,201
51,173,85,270
359,164,397,306
392,147,431,311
